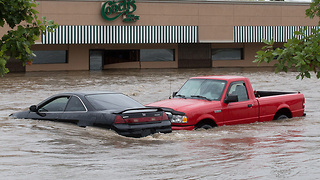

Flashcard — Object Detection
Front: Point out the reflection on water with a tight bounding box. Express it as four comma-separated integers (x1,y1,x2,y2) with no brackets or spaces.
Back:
1,68,320,179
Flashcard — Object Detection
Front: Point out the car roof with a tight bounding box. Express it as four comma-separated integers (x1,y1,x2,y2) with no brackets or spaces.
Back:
55,91,121,96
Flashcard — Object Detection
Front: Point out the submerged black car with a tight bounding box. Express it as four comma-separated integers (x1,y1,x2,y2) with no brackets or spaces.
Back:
10,92,172,137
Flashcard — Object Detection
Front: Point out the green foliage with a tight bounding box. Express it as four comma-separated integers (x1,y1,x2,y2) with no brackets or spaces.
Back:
306,0,320,25
255,1,320,79
0,0,58,76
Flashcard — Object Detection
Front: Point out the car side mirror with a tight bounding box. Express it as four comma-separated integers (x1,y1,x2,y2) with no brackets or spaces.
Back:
172,92,177,98
224,95,238,104
29,105,38,112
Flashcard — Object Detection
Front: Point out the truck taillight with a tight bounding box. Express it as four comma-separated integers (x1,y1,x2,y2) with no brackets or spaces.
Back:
114,115,126,124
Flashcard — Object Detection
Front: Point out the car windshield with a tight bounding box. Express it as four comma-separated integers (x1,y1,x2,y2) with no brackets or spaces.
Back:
85,93,144,110
176,79,227,101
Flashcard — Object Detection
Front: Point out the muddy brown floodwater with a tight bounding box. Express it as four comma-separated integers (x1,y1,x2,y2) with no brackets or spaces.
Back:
1,68,320,179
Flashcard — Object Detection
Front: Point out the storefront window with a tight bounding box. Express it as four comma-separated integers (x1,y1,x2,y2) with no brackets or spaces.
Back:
140,49,174,61
33,50,68,64
212,48,243,60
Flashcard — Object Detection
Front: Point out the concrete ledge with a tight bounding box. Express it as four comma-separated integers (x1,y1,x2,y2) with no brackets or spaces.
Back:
37,0,311,6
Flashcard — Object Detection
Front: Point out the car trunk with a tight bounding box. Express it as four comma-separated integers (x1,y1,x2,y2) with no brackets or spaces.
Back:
112,108,172,137
116,111,166,124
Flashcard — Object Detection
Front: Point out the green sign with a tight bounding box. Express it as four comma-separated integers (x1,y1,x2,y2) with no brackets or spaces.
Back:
101,0,140,22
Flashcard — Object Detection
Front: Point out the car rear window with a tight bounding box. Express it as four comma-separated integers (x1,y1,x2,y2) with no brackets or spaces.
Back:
85,93,144,110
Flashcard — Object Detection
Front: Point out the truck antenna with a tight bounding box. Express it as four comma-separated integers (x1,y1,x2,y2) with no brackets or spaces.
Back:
169,79,172,99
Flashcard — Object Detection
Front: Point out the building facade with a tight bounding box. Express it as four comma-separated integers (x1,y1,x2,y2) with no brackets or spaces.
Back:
4,0,318,72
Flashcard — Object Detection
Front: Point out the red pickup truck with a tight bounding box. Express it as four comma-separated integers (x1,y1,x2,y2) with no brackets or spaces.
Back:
147,76,305,130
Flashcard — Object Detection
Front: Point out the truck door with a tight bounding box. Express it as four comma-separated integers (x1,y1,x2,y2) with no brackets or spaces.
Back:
222,81,259,125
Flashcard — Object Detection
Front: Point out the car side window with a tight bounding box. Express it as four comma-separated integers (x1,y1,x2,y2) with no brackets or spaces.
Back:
227,82,249,102
38,96,70,112
65,96,86,112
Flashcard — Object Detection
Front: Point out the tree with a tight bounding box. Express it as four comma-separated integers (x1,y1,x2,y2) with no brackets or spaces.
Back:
254,0,320,79
0,0,57,76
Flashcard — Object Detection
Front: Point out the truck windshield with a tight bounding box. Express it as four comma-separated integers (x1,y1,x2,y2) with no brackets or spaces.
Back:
176,79,226,101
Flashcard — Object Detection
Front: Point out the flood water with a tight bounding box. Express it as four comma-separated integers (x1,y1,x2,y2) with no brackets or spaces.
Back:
1,68,320,179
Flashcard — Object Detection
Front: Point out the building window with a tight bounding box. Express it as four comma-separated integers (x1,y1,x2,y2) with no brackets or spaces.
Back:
140,49,175,61
32,50,68,64
212,48,243,60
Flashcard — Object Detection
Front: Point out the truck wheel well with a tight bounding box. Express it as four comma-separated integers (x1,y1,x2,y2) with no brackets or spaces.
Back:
195,119,217,129
273,108,292,120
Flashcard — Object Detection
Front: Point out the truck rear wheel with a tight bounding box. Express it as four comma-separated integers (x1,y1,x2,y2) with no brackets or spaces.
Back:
274,108,292,120
276,114,289,120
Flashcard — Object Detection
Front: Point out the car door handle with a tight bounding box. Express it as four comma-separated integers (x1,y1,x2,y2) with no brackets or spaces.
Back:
248,104,253,108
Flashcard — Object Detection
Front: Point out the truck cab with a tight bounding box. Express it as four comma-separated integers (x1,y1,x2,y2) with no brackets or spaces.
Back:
147,76,305,130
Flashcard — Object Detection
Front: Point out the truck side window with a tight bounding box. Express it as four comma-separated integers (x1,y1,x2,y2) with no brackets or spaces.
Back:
228,82,249,102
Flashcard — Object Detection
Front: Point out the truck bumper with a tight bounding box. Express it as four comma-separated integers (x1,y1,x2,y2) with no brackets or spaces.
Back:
172,125,195,130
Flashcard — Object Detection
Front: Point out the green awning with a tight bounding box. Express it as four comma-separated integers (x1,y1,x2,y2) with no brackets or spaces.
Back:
41,25,198,44
234,26,319,43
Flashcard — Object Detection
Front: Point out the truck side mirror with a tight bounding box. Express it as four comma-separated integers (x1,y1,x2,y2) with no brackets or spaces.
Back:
172,92,177,98
224,95,238,104
29,105,38,112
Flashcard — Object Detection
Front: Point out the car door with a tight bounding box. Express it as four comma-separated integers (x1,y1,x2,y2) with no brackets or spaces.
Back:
60,96,90,126
27,96,70,121
222,81,259,125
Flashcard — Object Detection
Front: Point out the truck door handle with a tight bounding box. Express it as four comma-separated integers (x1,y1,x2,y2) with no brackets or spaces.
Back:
248,104,253,108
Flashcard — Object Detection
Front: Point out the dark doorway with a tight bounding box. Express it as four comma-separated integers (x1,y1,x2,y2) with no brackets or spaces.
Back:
104,50,139,65
178,44,212,68
6,58,26,72
89,50,104,70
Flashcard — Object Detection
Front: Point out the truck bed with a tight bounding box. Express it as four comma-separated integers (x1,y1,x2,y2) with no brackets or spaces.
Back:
255,91,298,98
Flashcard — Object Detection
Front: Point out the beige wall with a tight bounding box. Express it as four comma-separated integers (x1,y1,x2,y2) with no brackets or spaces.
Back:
28,43,178,71
212,43,278,67
3,1,316,42
27,42,278,70
4,1,316,71
35,1,317,43
27,44,89,71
